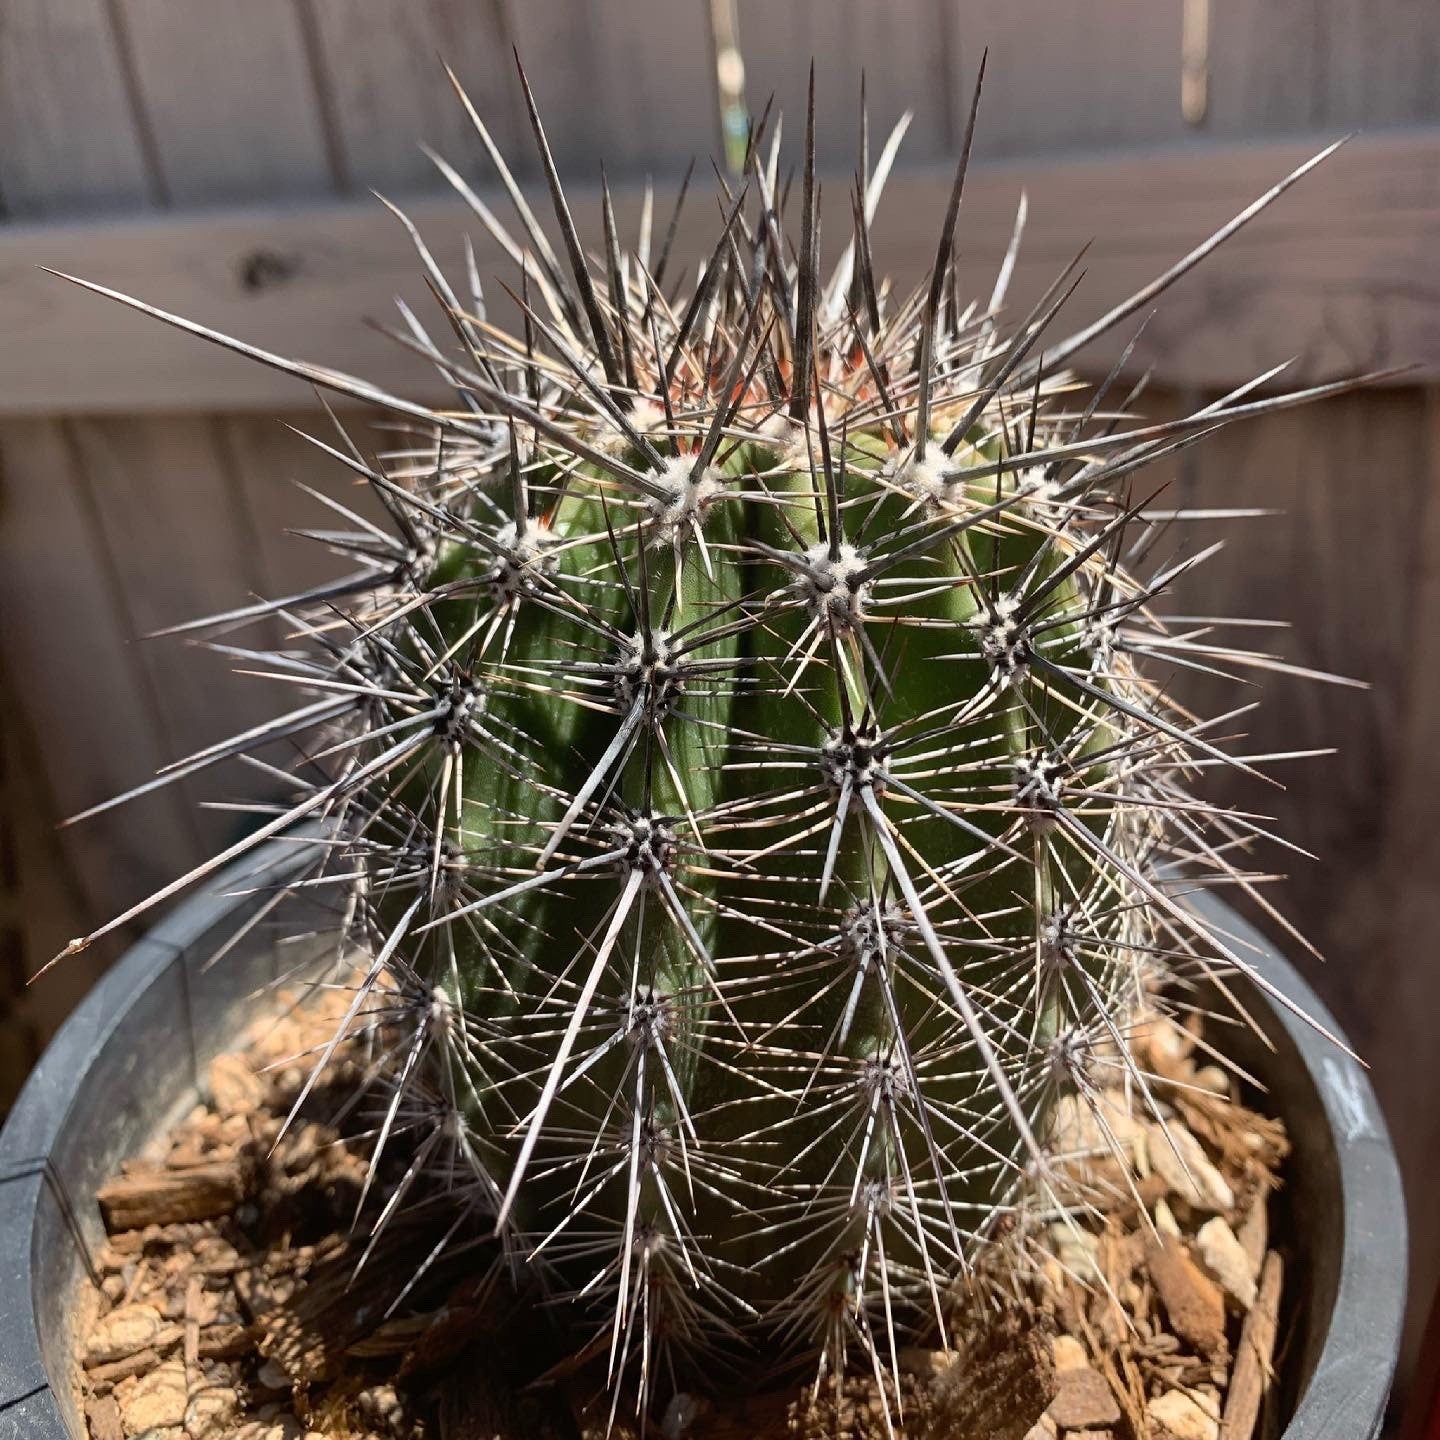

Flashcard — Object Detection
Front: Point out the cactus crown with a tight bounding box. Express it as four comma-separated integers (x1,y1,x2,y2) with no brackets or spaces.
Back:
58,59,1370,1430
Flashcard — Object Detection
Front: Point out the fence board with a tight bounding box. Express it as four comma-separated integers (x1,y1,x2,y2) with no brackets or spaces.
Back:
582,0,722,173
0,0,291,954
114,0,337,204
0,685,108,1060
1208,0,1440,135
68,415,282,849
940,1,1188,156
1360,388,1440,1389
1192,6,1440,1395
304,0,526,194
0,0,158,217
1321,0,1440,128
0,0,184,986
217,410,393,600
1167,391,1423,872
0,420,197,915
505,0,720,174
1159,383,1434,1394
1206,1,1325,132
4,128,1437,417
736,0,953,164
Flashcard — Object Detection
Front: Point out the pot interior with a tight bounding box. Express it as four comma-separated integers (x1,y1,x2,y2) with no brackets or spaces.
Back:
1,866,1393,1439
2,847,335,1438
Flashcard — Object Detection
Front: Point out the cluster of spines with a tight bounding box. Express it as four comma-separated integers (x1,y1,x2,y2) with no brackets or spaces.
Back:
51,55,1380,1430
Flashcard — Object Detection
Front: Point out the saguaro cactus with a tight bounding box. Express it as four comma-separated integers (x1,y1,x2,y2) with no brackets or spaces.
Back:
58,61,1373,1424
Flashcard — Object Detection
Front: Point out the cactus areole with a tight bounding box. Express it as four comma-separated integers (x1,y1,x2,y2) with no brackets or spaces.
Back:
54,60,1385,1424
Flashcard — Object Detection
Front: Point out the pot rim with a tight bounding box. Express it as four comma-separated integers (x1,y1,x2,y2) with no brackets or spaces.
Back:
0,852,1407,1439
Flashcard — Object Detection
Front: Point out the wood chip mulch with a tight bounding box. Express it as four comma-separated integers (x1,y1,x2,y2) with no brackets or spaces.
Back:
73,989,1291,1440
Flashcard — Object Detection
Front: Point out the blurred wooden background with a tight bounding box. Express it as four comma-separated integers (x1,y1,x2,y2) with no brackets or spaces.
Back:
2,0,1439,1397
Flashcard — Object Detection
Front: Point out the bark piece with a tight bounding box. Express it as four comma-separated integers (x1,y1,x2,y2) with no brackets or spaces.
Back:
85,1347,162,1388
1147,1235,1228,1359
1236,1194,1269,1279
1222,1252,1283,1440
1142,1017,1196,1082
929,1315,1058,1440
98,1160,247,1231
183,1273,203,1378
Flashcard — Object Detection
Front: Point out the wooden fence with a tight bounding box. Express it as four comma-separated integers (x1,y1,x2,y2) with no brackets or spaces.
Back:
2,0,1440,1397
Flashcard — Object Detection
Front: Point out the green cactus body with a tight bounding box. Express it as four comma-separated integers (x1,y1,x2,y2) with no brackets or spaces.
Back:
368,388,1137,1385
55,61,1360,1425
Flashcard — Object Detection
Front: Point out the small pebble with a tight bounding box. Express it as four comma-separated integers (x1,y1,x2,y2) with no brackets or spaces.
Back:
1196,1216,1258,1310
1148,1388,1220,1440
1146,1122,1235,1212
356,1383,408,1437
1051,1224,1103,1283
85,1303,165,1366
1023,1416,1060,1440
207,1053,263,1114
1146,1018,1195,1078
1052,1335,1089,1372
185,1385,240,1439
897,1346,957,1378
1154,1197,1182,1238
663,1390,702,1438
256,1356,291,1391
1049,1093,1143,1161
117,1357,186,1433
1193,1065,1231,1097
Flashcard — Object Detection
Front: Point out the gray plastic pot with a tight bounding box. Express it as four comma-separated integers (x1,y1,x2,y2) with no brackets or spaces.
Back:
0,849,1408,1440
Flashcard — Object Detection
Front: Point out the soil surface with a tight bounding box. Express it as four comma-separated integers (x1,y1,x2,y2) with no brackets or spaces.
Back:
74,983,1290,1440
